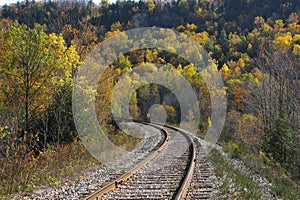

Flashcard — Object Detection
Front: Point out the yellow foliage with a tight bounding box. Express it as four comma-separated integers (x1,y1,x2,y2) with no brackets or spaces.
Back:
164,105,176,116
207,116,211,126
115,68,122,75
274,19,284,29
104,29,121,40
146,0,155,11
0,22,80,115
123,67,132,73
221,63,230,81
186,23,197,31
47,32,81,87
293,34,300,42
196,7,202,14
247,43,252,50
182,64,196,83
221,63,229,72
287,22,300,33
262,23,273,32
176,25,186,32
193,31,209,45
293,44,300,55
273,32,293,51
47,33,67,53
0,125,10,140
237,58,245,68
110,21,122,31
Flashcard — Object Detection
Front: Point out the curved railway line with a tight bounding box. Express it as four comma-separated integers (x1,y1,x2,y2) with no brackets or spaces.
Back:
84,122,213,200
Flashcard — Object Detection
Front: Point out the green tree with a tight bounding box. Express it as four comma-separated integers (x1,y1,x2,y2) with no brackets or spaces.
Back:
264,110,298,172
0,22,52,138
114,54,132,70
0,21,80,146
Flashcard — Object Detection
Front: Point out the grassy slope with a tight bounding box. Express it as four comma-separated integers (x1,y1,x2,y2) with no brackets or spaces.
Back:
0,142,100,199
209,141,300,199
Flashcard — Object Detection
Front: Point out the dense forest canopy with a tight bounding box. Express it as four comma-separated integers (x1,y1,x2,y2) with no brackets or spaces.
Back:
0,0,299,195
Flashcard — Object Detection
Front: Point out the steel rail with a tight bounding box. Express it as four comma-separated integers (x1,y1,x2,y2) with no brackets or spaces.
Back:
85,122,197,200
84,122,169,200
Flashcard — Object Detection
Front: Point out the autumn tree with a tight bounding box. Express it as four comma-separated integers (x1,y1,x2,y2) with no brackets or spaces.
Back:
0,21,80,147
237,113,263,150
246,44,299,176
0,21,52,139
137,84,160,119
43,32,80,144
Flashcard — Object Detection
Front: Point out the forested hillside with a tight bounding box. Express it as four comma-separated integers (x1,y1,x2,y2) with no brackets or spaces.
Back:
0,0,299,198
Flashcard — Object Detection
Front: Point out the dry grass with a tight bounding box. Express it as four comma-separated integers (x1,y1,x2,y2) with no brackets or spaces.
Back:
0,142,99,199
0,123,144,199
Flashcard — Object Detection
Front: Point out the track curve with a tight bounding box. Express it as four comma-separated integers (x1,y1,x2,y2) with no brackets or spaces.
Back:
85,122,212,200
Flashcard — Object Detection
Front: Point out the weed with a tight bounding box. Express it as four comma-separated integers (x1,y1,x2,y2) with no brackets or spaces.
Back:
0,142,99,198
242,153,300,199
209,149,263,199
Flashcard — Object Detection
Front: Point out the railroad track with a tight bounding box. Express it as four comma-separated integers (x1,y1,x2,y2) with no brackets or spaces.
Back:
85,122,213,200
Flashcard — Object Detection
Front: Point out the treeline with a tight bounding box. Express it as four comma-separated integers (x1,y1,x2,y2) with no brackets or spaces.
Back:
2,0,300,31
0,0,299,181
